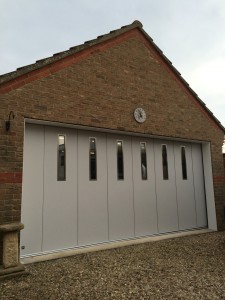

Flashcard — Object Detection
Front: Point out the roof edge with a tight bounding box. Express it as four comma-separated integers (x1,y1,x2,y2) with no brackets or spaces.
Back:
0,20,224,133
138,27,225,133
0,20,143,85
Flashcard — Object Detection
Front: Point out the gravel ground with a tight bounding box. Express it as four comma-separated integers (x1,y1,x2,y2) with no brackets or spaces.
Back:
1,231,225,299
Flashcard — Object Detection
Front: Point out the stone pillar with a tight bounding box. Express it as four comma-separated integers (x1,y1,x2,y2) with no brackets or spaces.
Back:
0,223,27,279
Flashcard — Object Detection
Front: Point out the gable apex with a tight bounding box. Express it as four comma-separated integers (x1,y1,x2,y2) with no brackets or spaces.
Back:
0,20,224,133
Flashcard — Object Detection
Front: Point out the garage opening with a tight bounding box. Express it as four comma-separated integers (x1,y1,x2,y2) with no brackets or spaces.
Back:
21,123,208,257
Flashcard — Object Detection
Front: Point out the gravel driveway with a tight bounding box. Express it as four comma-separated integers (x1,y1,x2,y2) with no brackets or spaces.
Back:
1,231,225,299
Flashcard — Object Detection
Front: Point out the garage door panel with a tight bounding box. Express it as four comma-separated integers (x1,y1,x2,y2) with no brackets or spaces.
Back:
107,135,134,240
43,126,78,251
154,140,179,233
78,131,108,245
174,143,197,230
132,137,158,236
21,124,44,256
192,144,207,227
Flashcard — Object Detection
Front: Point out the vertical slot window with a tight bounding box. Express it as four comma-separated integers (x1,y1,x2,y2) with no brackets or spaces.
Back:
58,135,66,181
117,140,124,180
89,138,97,180
140,143,147,180
162,145,169,180
181,146,187,180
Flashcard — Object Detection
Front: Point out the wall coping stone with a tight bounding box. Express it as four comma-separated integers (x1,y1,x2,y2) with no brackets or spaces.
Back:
0,223,24,232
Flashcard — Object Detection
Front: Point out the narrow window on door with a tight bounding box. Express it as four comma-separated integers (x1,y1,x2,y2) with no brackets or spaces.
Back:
117,140,124,180
181,146,187,180
162,144,169,180
89,138,97,180
140,142,147,180
58,135,66,181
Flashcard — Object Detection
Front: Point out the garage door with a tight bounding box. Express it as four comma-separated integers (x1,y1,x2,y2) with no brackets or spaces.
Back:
21,124,207,256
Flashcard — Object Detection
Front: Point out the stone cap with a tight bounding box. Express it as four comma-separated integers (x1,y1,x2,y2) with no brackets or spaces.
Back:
0,223,24,232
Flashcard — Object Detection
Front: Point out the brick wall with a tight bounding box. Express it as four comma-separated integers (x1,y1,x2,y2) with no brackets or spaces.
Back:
0,29,225,258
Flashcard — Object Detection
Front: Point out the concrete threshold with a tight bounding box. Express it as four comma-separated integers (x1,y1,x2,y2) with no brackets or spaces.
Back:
21,228,212,265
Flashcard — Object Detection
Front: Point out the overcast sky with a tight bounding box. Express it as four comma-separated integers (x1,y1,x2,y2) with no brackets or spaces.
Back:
1,0,225,137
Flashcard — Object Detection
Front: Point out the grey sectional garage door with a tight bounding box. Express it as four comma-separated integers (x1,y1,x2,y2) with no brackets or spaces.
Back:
21,124,207,257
